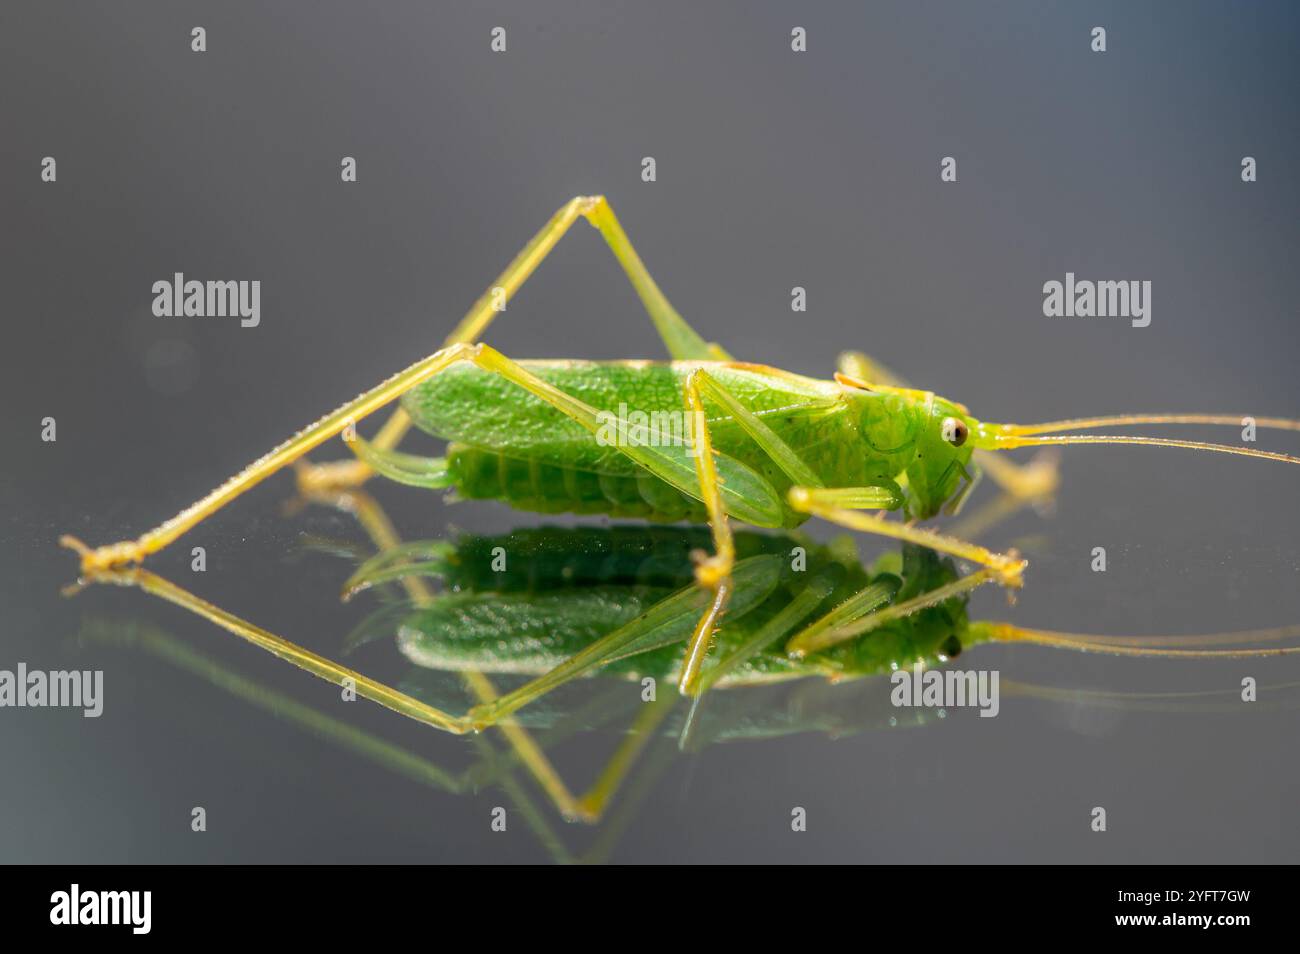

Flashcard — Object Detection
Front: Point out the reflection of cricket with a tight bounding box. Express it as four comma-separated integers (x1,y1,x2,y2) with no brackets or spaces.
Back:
62,196,1300,697
77,614,1300,862
76,513,1300,744
77,613,999,862
76,513,1300,854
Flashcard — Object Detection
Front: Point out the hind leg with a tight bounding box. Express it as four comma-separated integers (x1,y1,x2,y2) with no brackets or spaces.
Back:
297,195,731,492
64,343,779,573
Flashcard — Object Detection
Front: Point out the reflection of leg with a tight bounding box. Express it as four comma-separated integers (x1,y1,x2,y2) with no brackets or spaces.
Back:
84,566,471,733
465,554,781,730
677,570,842,748
83,617,465,791
575,692,679,821
82,616,580,863
299,486,586,820
787,567,1000,657
697,571,840,692
582,736,681,864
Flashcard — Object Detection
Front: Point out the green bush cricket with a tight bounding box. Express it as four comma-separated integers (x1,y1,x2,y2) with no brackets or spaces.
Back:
63,195,1300,699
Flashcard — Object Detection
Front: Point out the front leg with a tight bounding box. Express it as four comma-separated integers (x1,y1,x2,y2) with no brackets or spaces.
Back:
787,486,1027,589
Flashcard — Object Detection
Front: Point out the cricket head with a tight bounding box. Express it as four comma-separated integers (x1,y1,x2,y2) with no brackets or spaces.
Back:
924,405,1300,509
904,393,978,520
840,368,1300,517
837,374,978,520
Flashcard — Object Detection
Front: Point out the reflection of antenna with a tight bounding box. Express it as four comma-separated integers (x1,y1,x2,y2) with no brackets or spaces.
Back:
1000,678,1300,714
981,621,1300,658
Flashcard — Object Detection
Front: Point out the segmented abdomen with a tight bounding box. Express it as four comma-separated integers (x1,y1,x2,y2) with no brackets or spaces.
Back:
447,443,707,522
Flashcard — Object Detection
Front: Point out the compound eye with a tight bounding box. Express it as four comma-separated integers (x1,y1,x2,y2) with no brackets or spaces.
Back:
940,635,963,660
941,417,968,447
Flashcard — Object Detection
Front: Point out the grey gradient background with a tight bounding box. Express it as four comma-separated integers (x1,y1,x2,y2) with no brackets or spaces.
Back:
2,1,1299,862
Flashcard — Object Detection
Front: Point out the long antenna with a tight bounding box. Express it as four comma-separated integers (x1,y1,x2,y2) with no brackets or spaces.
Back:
986,432,1300,464
1004,413,1300,436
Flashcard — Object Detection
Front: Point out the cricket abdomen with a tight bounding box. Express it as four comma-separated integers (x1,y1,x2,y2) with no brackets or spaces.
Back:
403,359,876,526
446,443,708,522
